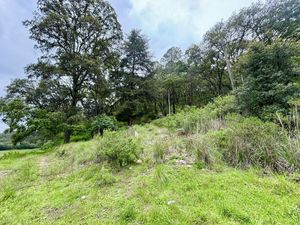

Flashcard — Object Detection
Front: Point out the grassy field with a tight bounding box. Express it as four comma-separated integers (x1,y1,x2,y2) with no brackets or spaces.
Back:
0,124,299,225
0,149,38,156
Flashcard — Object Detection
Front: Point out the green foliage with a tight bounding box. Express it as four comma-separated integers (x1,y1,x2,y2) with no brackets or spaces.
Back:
1,0,122,144
119,201,137,222
210,115,300,172
0,123,299,224
97,166,116,187
91,115,117,136
190,136,218,167
153,164,169,184
153,95,235,133
0,179,17,202
113,29,154,125
153,100,299,173
236,41,300,117
0,98,65,145
97,131,142,167
153,142,167,164
0,133,37,150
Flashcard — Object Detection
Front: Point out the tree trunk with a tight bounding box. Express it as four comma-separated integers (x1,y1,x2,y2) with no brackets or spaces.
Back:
128,117,133,126
224,51,235,90
189,81,193,106
172,88,176,114
168,90,171,116
154,102,158,115
64,130,72,144
99,127,104,136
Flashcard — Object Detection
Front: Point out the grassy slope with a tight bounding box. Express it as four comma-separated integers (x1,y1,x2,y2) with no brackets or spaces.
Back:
0,124,299,225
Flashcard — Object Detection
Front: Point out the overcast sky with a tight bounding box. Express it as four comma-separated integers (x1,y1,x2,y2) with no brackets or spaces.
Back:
0,0,258,132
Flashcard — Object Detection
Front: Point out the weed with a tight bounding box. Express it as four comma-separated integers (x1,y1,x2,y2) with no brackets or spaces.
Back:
153,141,167,164
97,131,142,167
153,165,169,184
97,166,116,187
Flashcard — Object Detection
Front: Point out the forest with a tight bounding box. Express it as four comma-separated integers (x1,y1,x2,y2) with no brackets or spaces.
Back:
0,0,298,146
0,0,299,224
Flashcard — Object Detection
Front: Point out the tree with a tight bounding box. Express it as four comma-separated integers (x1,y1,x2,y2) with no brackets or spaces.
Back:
236,41,300,117
16,0,123,143
113,30,154,125
0,98,65,145
161,47,185,73
91,115,116,136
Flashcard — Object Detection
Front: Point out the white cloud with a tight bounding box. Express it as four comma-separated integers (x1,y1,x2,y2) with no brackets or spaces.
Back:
128,0,257,57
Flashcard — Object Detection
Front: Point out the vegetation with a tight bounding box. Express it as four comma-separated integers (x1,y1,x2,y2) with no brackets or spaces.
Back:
0,0,300,224
0,114,299,224
1,0,299,144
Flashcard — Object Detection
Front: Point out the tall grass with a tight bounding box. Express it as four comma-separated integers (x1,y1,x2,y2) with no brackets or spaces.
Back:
153,95,235,134
153,95,300,173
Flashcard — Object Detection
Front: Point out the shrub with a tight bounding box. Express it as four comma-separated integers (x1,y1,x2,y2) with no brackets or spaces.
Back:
153,95,235,134
211,115,300,172
97,166,116,186
91,115,117,136
97,131,142,167
153,142,167,164
186,135,221,168
153,164,169,184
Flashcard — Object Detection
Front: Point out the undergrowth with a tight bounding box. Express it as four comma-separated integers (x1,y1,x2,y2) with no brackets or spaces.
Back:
0,95,299,224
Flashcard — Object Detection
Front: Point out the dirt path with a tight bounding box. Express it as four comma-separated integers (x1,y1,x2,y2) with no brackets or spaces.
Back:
39,156,50,175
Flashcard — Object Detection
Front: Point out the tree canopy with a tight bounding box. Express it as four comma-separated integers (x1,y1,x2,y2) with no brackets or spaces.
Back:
1,0,299,145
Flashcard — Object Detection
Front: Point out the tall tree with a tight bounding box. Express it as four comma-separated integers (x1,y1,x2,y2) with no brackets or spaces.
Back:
113,30,154,125
236,41,300,117
2,0,123,143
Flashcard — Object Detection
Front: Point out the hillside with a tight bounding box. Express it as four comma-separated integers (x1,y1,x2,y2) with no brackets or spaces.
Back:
1,97,299,225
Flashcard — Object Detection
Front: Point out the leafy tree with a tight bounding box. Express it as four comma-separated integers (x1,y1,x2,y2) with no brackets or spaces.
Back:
3,0,123,143
0,98,65,145
153,47,187,114
91,115,116,136
161,47,185,73
236,41,300,117
154,72,184,115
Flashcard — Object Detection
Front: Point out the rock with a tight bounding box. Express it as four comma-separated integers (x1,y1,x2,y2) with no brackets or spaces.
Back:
176,160,187,165
134,131,139,137
136,159,143,164
167,200,176,205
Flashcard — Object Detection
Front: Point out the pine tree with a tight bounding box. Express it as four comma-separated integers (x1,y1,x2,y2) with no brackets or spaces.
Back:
113,30,154,125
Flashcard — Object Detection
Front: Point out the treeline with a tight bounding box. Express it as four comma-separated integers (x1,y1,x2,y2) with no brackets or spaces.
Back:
0,0,299,145
0,133,37,150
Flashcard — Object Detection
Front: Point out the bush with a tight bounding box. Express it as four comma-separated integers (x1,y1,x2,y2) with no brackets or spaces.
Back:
153,164,169,184
97,131,142,167
153,142,167,164
210,115,300,172
153,95,235,134
91,115,117,136
97,166,116,186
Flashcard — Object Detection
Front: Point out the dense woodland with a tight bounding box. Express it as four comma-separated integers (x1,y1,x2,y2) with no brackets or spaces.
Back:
0,0,299,146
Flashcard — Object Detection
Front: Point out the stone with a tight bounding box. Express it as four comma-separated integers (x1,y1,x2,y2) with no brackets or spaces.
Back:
167,200,176,205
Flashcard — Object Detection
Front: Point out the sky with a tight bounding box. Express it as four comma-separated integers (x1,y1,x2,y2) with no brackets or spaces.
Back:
0,0,258,132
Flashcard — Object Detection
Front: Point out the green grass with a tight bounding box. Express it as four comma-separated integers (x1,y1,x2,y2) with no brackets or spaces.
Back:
0,124,299,224
0,149,36,156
